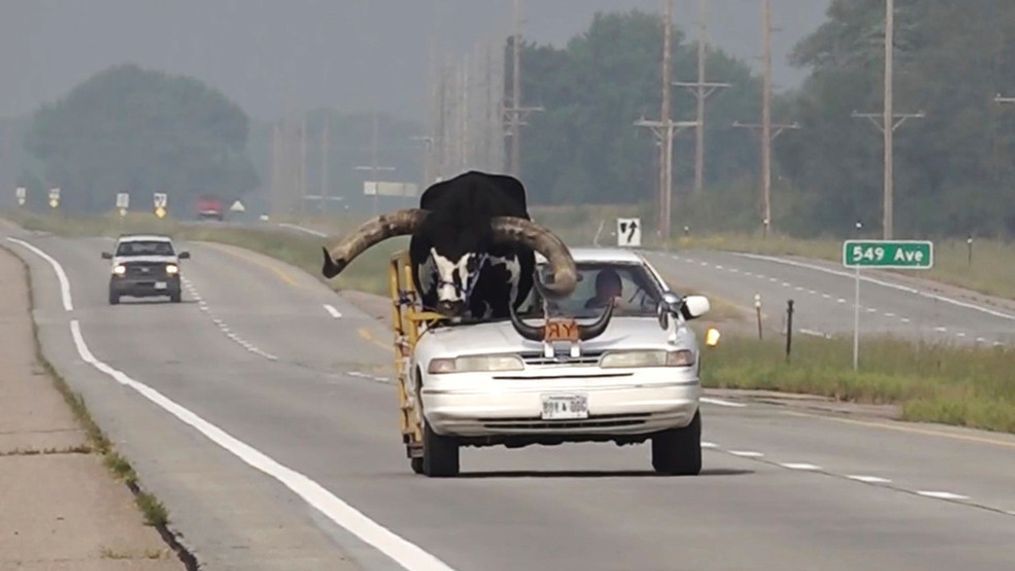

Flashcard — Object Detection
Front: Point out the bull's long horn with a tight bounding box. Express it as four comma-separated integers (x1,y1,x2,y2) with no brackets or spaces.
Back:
578,299,615,341
508,304,544,342
489,217,577,297
322,209,428,278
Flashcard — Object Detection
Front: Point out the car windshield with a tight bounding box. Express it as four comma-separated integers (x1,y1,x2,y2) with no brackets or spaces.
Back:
115,240,174,257
516,262,665,319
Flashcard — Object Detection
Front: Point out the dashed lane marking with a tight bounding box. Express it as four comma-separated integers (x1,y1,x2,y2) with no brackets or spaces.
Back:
324,304,343,318
934,326,948,332
729,450,764,458
700,397,747,408
916,491,970,501
780,463,822,471
847,475,892,484
701,442,719,449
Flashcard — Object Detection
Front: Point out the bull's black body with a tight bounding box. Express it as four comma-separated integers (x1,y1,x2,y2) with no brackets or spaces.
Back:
411,171,535,319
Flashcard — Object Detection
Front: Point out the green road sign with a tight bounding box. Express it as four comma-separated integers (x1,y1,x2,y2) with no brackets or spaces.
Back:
843,240,933,269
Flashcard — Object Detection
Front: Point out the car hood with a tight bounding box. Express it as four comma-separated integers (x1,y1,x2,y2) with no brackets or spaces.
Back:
113,255,178,264
419,316,696,356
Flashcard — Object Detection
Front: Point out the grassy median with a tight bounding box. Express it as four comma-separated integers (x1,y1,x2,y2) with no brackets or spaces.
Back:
703,335,1015,433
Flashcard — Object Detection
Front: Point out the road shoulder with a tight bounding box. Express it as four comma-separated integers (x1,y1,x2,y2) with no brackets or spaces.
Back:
0,246,182,570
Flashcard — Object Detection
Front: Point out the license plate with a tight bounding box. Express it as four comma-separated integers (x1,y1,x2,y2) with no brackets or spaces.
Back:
541,394,588,420
154,281,167,290
544,318,579,342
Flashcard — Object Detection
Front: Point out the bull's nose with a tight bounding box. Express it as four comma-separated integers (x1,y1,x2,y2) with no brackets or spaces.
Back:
437,300,464,315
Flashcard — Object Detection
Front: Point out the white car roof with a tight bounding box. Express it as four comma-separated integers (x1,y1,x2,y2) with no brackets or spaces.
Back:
118,234,172,243
535,247,645,265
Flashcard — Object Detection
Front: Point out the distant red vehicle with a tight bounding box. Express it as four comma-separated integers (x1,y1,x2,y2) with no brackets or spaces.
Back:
196,196,224,221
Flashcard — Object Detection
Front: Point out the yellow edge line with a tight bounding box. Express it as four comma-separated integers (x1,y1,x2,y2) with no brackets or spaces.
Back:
358,327,391,351
782,410,1015,449
203,242,302,288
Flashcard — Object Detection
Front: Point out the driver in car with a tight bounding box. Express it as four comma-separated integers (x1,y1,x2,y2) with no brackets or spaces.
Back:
585,268,622,309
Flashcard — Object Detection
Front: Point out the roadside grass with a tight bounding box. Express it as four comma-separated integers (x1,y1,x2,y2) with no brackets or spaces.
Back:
672,232,1015,300
704,335,1015,433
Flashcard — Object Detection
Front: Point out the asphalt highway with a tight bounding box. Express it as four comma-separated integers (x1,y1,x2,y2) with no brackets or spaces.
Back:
4,226,1014,571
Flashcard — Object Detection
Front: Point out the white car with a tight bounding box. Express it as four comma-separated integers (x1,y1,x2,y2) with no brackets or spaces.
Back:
102,234,190,305
409,248,713,477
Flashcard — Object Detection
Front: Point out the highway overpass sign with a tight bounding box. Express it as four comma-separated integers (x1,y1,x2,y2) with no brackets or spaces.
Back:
843,240,933,269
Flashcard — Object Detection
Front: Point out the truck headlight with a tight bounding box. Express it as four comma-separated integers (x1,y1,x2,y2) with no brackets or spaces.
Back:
166,264,179,275
112,265,126,276
428,354,524,374
600,350,695,368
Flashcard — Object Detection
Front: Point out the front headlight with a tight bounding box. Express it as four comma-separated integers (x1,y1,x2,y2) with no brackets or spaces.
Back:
428,354,524,374
112,265,126,276
599,349,695,368
165,264,179,274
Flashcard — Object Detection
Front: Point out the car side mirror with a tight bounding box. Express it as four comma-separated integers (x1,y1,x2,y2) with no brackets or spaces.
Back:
101,252,113,260
656,292,682,329
178,251,191,260
681,295,710,320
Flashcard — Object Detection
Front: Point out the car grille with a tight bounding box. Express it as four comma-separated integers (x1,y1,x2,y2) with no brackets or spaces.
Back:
479,413,650,430
519,350,605,367
124,262,167,278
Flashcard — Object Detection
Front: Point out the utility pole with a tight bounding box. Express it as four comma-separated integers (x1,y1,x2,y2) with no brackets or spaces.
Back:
674,0,730,195
733,0,798,237
636,0,697,247
299,113,308,218
660,0,673,240
503,0,543,178
320,114,330,214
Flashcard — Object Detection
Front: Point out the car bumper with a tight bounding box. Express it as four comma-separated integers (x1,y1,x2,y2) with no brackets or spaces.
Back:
110,276,180,297
420,368,701,439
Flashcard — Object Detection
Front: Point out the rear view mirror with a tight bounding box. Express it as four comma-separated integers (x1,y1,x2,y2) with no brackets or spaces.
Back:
101,252,113,260
178,251,191,260
680,295,710,320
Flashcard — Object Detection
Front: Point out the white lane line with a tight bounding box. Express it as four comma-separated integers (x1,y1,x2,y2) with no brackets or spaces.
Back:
734,253,1015,321
956,332,967,338
795,286,805,291
700,261,709,267
884,312,895,318
701,441,719,449
769,277,778,283
900,317,911,323
7,238,74,311
976,337,988,343
781,282,791,287
822,293,832,299
994,342,1005,348
916,491,970,501
715,265,724,270
807,289,817,295
866,308,878,313
700,397,747,408
729,268,739,273
68,320,452,571
837,298,846,303
743,272,754,277
934,326,948,333
800,329,831,339
780,462,822,471
278,223,328,238
729,450,764,458
847,475,892,484
324,304,343,319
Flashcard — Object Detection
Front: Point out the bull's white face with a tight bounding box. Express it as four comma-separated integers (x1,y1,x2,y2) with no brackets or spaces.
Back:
430,248,483,314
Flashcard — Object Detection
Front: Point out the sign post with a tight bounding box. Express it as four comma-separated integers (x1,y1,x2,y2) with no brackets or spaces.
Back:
153,193,168,219
843,239,933,369
616,218,642,248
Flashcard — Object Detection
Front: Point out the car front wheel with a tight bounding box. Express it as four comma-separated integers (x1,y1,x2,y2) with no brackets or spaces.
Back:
651,410,702,476
108,291,120,305
422,420,459,477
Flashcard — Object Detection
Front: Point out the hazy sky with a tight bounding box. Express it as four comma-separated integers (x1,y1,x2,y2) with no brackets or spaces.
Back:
0,0,830,121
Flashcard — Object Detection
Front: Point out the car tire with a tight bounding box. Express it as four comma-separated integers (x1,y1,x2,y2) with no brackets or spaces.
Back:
422,420,459,477
651,410,702,476
410,456,424,474
170,291,182,303
109,291,120,305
